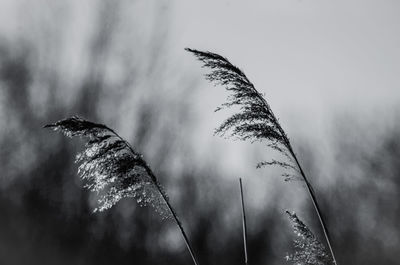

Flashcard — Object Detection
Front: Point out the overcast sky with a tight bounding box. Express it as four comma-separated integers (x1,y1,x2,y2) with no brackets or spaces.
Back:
172,0,400,118
1,0,398,117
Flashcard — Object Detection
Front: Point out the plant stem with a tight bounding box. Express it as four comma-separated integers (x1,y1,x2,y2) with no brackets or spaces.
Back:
159,187,199,265
286,144,338,265
147,168,200,265
112,132,199,265
251,84,338,265
239,178,249,265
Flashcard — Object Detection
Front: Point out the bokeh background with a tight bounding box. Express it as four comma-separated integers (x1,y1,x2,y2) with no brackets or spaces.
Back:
0,0,399,264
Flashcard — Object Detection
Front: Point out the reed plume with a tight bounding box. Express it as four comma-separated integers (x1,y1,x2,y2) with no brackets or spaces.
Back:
286,211,331,265
186,48,338,265
45,116,199,265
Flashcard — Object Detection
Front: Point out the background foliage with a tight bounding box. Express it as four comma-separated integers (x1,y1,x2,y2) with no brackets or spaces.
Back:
0,1,399,265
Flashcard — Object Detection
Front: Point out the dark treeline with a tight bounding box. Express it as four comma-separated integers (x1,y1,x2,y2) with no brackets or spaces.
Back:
0,1,399,265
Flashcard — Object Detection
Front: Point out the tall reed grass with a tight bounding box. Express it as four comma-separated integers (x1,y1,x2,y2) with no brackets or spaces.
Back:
186,48,338,265
45,116,199,265
44,47,340,265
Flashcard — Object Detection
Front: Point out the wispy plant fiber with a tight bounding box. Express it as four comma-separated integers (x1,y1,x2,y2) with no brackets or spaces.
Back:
45,116,199,265
186,48,338,265
185,48,298,180
45,116,169,214
286,211,331,265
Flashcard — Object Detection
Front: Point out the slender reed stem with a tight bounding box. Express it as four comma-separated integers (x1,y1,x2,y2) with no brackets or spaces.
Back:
239,178,249,265
159,185,199,265
286,144,338,265
252,85,338,265
186,48,338,264
46,117,199,265
113,133,200,265
147,168,199,265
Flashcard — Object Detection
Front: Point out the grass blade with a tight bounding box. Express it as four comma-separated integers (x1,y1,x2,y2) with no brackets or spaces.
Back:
239,178,249,265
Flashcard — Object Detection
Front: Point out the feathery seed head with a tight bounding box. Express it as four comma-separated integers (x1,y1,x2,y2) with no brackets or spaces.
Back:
187,48,337,265
286,211,332,265
45,116,170,216
186,48,298,180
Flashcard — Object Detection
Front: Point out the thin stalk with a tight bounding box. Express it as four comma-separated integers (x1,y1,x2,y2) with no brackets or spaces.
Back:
147,168,199,265
160,187,199,265
113,132,199,265
239,178,249,265
250,83,338,265
47,119,199,265
286,144,338,265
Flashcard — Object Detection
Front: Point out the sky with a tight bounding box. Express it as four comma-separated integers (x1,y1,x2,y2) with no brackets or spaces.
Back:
172,0,400,115
1,0,399,123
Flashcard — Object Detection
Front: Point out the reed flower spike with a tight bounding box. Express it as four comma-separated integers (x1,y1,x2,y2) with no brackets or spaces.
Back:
286,211,331,265
186,48,338,265
45,116,199,265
